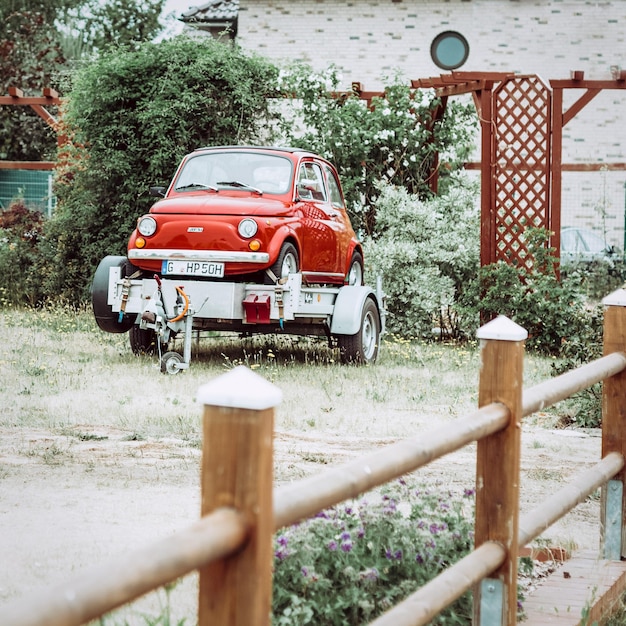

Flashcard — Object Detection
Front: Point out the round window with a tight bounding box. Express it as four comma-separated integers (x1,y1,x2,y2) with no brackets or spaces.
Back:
430,31,470,70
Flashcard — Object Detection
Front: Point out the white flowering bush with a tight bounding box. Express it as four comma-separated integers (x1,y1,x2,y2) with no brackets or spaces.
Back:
363,179,480,338
278,65,478,235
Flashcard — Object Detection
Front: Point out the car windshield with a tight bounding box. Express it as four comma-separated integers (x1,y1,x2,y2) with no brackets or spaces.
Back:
174,152,293,195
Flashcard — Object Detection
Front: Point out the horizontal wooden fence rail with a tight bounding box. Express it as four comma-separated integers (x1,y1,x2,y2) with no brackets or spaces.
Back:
3,292,626,626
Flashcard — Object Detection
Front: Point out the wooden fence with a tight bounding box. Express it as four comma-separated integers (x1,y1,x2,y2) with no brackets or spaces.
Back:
3,290,626,625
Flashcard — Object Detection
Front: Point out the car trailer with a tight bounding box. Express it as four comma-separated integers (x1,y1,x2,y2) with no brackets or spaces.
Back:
92,256,385,374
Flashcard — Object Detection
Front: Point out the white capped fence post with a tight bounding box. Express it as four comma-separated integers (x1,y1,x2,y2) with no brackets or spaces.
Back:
601,289,626,559
196,366,282,626
474,315,527,625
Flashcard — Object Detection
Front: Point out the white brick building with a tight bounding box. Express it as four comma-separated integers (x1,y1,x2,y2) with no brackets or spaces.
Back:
182,0,626,247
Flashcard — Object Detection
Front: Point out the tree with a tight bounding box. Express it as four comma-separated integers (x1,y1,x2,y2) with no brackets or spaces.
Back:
0,10,67,160
0,0,166,163
41,36,281,300
63,0,165,54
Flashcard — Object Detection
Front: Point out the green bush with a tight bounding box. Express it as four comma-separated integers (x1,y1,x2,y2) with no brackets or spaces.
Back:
363,178,479,338
458,228,591,355
43,36,282,300
272,480,475,625
550,293,604,428
0,200,46,306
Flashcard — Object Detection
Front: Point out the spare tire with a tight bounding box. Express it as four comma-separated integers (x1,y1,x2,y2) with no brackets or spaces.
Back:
91,256,137,333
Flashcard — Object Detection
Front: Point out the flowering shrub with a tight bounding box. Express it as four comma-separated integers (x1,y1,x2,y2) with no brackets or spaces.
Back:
278,65,477,235
363,180,480,338
272,480,475,625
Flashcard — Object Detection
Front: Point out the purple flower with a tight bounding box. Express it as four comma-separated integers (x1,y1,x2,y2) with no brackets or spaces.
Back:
385,548,402,560
301,566,309,577
426,539,436,549
417,520,426,529
464,488,475,497
274,548,289,561
327,540,338,552
315,511,329,519
341,540,353,553
344,505,353,515
276,534,288,546
415,553,424,564
383,499,397,514
429,523,440,535
340,531,351,541
357,527,365,539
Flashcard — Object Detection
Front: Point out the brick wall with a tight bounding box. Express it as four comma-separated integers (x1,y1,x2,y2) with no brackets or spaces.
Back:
235,0,626,245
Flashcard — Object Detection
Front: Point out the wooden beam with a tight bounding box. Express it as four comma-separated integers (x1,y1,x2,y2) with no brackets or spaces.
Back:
550,79,626,89
562,88,601,126
0,161,56,170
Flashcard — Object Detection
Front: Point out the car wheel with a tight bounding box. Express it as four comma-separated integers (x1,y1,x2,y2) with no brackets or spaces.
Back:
347,251,364,286
129,326,166,356
266,242,299,283
91,256,137,333
337,297,380,365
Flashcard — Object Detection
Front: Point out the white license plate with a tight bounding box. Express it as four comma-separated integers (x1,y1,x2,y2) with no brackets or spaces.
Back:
162,260,225,278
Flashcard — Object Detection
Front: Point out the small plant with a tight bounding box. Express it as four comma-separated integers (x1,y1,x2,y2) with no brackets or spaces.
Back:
272,479,476,624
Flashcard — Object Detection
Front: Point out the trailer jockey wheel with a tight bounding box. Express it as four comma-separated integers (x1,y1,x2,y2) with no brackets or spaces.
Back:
160,351,183,375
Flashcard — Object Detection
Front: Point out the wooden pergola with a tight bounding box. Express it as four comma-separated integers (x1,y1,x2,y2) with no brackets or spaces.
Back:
414,70,626,269
0,86,61,171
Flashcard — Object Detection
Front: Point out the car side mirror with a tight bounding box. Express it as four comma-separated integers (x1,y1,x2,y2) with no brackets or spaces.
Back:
149,186,167,198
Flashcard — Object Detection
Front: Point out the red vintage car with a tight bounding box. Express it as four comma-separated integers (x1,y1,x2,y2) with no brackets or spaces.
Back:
127,146,364,286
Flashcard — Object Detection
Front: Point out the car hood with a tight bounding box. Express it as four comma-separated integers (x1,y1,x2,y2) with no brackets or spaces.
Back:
150,194,293,216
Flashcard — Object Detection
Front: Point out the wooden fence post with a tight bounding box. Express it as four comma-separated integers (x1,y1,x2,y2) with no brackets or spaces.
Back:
601,289,626,560
196,365,282,626
474,315,527,625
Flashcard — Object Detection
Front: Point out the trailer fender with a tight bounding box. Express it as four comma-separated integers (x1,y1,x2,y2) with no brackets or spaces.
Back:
330,286,379,335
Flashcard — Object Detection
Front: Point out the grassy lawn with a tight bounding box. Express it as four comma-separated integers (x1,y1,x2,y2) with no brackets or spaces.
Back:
0,304,560,441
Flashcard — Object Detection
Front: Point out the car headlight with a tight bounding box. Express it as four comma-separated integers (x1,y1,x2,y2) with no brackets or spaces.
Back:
238,218,258,238
137,216,157,237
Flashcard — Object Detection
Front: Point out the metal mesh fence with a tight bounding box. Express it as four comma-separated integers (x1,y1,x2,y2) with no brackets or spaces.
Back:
0,169,56,216
561,170,626,252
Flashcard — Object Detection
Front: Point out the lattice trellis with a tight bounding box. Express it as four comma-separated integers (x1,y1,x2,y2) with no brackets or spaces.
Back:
493,76,551,271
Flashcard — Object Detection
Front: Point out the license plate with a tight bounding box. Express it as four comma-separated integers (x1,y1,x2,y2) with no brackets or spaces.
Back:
162,260,225,278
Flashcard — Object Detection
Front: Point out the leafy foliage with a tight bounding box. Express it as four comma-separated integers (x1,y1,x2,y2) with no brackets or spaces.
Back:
0,10,66,161
44,37,281,299
458,228,592,355
0,201,46,305
72,0,165,52
272,481,476,625
0,1,166,162
279,66,478,234
363,179,480,338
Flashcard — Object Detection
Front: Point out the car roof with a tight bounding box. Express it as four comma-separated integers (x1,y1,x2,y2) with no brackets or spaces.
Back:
192,145,318,158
